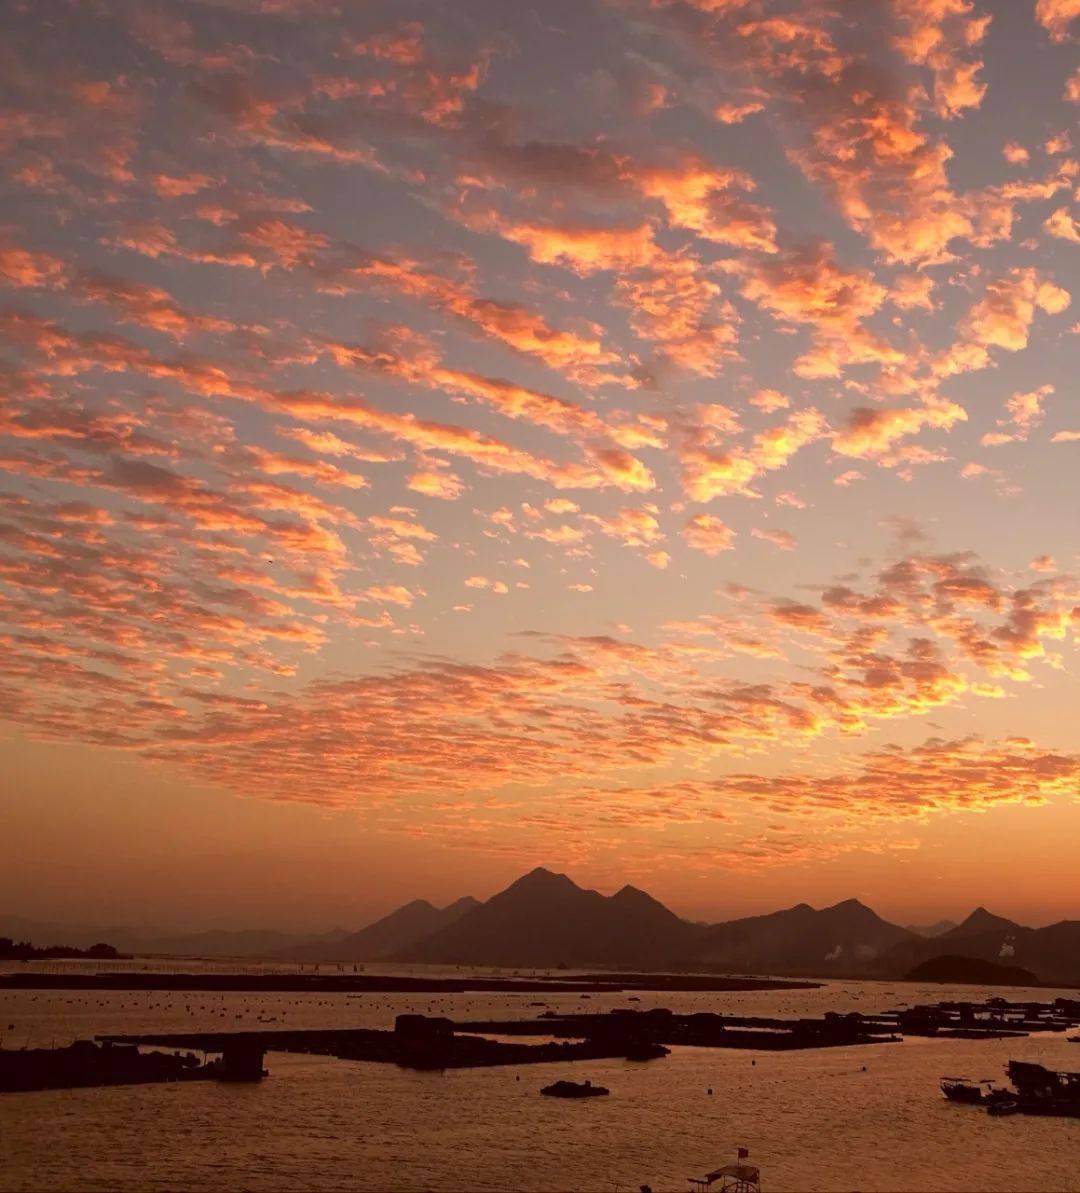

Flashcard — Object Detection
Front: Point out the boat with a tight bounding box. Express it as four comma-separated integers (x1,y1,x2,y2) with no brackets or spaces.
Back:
941,1077,990,1103
540,1078,609,1098
1003,1061,1080,1117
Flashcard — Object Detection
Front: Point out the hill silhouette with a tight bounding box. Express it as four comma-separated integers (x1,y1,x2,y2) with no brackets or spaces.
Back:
877,907,1080,985
393,868,706,967
9,873,1078,982
905,954,1039,986
286,897,479,962
684,898,914,975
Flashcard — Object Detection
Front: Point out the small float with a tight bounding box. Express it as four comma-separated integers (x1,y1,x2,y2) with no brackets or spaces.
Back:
540,1078,609,1098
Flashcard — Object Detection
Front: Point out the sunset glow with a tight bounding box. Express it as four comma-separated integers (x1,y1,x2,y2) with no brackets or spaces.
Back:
2,0,1078,930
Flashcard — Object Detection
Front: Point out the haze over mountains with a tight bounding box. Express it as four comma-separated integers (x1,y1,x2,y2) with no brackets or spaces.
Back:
0,916,350,959
7,869,1078,984
293,870,1080,983
284,897,480,963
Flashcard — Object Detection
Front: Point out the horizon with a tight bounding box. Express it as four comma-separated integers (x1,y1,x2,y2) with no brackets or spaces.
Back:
3,862,1072,938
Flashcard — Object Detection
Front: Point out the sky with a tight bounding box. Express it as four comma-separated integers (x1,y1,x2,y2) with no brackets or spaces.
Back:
0,0,1078,934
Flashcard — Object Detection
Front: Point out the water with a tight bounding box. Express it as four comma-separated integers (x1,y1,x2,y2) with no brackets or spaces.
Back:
2,967,1079,1191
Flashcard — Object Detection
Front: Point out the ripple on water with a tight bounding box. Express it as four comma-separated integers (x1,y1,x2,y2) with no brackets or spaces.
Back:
2,975,1079,1191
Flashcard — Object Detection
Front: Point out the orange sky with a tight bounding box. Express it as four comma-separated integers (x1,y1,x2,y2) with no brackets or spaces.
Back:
0,0,1077,933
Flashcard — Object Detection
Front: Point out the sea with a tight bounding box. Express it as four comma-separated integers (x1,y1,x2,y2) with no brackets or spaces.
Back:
2,959,1078,1192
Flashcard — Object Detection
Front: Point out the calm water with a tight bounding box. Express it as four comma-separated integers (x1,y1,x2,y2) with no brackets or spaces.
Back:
2,967,1079,1192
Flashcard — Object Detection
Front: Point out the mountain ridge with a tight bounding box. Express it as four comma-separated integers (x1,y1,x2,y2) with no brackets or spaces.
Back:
8,877,1078,983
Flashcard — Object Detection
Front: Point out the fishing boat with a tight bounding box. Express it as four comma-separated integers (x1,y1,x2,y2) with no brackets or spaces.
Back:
1003,1061,1080,1117
941,1076,992,1103
941,1077,1017,1109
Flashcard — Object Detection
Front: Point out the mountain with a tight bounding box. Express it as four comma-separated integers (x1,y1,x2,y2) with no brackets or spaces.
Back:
13,882,1076,981
393,873,931,973
687,898,915,975
952,907,1022,938
878,909,1080,985
905,919,959,939
285,897,480,962
877,907,1024,976
394,868,706,967
906,954,1039,986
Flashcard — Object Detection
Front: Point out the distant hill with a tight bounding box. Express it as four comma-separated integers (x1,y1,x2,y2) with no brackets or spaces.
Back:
906,954,1039,986
10,881,1077,982
879,908,1080,986
905,919,959,939
151,928,351,958
686,899,915,975
392,872,917,974
285,897,480,962
0,916,345,959
394,868,706,967
0,937,126,962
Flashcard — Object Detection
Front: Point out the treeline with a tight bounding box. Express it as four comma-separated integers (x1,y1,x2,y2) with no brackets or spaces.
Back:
0,937,125,961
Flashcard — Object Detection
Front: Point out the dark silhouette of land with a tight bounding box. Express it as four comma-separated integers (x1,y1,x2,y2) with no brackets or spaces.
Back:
0,1041,220,1093
905,955,1039,986
8,867,1079,984
0,937,126,962
329,868,1080,984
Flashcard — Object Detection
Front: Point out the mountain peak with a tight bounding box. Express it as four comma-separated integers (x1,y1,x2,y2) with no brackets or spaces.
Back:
956,906,1017,934
823,897,878,920
505,867,580,895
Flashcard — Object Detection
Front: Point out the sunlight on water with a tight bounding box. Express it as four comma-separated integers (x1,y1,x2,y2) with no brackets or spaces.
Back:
2,966,1079,1191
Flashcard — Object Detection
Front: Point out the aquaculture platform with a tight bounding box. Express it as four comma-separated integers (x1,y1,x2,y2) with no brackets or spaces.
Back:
1,1040,227,1093
98,1014,670,1072
453,1007,899,1051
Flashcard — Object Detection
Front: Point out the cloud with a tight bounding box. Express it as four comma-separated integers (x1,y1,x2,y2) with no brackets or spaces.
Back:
1035,0,1080,41
751,526,796,550
706,735,1079,823
892,0,991,118
1044,207,1080,242
682,514,736,554
959,268,1071,354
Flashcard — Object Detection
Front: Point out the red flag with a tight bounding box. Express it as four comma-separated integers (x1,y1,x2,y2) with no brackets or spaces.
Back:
737,1148,749,1160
